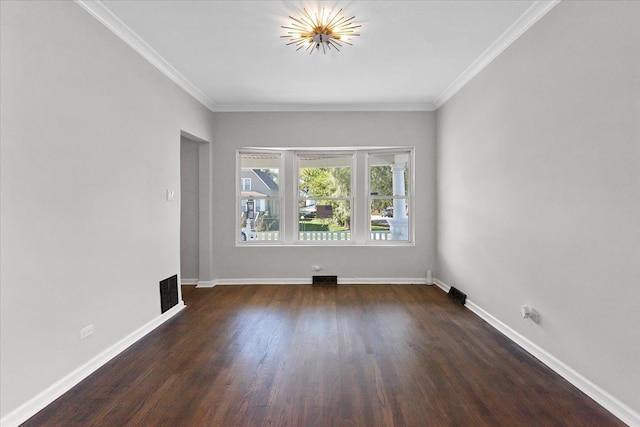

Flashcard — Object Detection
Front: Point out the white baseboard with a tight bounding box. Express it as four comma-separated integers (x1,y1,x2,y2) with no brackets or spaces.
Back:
180,278,198,285
203,277,430,287
0,302,185,427
433,278,451,293
196,280,215,288
433,278,639,427
339,277,428,285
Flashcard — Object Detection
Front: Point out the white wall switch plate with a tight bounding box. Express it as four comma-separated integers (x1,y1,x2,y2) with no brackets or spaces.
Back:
80,324,94,339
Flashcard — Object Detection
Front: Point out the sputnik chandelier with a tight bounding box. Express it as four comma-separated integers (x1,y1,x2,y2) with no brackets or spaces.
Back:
281,8,361,54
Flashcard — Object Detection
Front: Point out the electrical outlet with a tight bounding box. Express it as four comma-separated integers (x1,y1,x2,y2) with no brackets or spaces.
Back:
521,305,541,324
311,265,321,271
529,308,540,323
80,324,94,340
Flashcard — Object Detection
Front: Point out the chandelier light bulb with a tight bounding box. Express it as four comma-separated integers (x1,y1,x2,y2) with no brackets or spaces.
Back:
281,8,361,54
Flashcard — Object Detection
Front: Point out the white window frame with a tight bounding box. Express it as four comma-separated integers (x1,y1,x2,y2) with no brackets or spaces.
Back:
236,147,414,246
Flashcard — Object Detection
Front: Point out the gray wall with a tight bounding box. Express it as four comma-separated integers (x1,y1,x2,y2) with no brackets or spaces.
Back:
180,137,200,281
437,0,640,415
210,112,437,282
0,1,214,417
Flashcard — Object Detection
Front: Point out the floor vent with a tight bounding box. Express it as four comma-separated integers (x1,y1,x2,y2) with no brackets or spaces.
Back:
312,275,338,287
160,275,178,313
448,286,467,305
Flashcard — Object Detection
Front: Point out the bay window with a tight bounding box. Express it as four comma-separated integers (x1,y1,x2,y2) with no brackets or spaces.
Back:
237,147,413,245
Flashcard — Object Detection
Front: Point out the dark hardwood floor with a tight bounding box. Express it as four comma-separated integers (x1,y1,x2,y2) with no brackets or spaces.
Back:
23,285,624,426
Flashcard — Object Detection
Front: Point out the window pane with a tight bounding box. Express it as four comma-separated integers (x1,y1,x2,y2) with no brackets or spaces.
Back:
240,198,280,241
240,153,280,197
369,152,410,197
369,150,411,242
299,154,351,198
370,199,409,241
370,201,392,241
298,199,351,241
239,152,281,242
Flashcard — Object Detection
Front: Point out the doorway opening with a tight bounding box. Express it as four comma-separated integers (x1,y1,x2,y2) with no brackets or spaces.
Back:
180,132,211,287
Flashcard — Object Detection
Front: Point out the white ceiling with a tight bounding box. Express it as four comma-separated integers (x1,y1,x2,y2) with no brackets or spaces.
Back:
77,0,559,112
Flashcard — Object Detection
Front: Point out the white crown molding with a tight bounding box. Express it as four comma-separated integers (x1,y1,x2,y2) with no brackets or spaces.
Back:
433,278,639,427
74,0,218,112
0,302,185,427
215,103,437,113
433,0,561,109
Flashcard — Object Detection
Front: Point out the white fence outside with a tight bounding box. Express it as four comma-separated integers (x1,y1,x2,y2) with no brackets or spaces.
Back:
254,231,391,241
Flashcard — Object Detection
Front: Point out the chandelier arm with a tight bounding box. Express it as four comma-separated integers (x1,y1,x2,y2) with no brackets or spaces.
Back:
338,15,356,28
282,25,308,33
302,9,317,29
314,9,323,29
325,8,343,29
288,16,310,30
336,17,357,32
330,15,349,30
298,16,315,30
338,23,362,31
342,15,357,24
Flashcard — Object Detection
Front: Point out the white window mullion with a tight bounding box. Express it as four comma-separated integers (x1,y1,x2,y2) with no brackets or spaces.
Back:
354,150,366,244
284,150,296,244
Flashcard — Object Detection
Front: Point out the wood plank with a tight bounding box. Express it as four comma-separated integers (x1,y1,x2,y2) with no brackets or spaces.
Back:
22,285,624,426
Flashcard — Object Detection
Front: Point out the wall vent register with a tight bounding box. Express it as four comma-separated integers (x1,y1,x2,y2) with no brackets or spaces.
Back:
159,275,178,313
